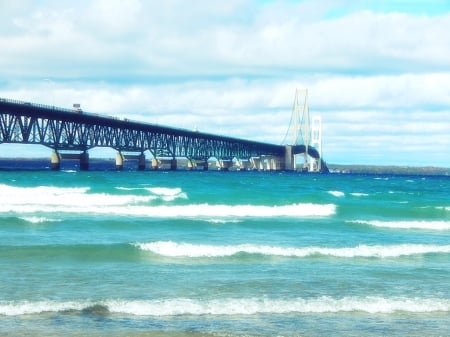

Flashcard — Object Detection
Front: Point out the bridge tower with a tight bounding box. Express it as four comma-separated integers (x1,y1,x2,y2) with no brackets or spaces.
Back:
281,89,325,172
310,116,323,172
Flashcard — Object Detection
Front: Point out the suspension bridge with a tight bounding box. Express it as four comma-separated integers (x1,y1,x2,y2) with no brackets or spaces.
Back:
0,90,327,172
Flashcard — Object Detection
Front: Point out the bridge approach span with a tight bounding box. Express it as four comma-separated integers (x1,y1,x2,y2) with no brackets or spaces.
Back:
0,98,291,170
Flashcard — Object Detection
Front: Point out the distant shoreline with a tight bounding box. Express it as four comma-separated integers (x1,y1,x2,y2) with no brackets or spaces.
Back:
327,163,450,176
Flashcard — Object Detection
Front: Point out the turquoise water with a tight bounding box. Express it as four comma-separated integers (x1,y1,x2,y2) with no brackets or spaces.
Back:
1,169,449,336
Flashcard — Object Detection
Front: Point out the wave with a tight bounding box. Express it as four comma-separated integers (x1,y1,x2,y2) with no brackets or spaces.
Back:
350,192,369,197
351,220,450,230
0,184,333,218
135,241,450,258
1,296,449,316
116,186,187,201
328,190,345,197
19,216,61,224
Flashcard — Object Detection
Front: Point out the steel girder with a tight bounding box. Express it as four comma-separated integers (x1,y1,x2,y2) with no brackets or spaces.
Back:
0,98,284,161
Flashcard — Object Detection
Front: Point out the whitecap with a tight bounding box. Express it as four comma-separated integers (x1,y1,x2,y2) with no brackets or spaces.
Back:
350,220,450,231
0,202,336,218
20,217,60,224
328,190,345,197
2,296,449,316
134,241,450,258
350,192,369,197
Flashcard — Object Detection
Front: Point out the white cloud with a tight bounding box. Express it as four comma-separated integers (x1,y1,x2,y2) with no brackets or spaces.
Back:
0,0,449,167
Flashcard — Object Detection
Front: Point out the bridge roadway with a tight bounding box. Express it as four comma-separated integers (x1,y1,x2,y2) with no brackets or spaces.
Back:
0,97,324,171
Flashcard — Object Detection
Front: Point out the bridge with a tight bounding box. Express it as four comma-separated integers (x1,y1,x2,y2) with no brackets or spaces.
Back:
0,96,327,172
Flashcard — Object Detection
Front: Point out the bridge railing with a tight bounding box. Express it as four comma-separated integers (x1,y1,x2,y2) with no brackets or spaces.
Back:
0,97,79,114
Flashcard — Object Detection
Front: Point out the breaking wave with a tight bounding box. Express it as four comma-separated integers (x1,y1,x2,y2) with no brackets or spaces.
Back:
351,220,450,230
328,190,345,197
0,184,335,218
135,241,450,258
1,296,449,316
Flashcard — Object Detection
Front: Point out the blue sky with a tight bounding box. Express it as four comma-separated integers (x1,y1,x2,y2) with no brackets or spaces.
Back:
0,0,449,167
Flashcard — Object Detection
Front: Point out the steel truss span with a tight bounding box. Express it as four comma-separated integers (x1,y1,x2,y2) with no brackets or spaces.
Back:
0,98,284,162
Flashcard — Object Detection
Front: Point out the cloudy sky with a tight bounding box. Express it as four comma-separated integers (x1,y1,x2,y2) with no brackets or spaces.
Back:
1,0,449,166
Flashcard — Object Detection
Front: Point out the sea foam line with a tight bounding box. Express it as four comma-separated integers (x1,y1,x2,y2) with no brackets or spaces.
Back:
0,184,332,218
351,220,450,230
0,183,154,208
116,186,187,201
134,241,450,258
0,203,336,218
1,296,449,316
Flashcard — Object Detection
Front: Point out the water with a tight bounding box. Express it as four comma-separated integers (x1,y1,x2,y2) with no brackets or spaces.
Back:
1,167,449,336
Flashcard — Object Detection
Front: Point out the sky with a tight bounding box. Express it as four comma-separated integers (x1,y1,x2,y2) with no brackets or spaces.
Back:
0,0,449,167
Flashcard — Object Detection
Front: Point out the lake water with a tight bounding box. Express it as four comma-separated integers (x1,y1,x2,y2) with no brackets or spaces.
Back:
1,168,449,336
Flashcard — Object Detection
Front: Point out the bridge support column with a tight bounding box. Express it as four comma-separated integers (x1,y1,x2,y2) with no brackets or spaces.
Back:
50,151,61,170
250,157,263,171
116,152,124,170
170,159,177,170
219,160,232,171
80,151,89,171
267,157,282,171
151,158,159,170
187,159,196,170
200,160,209,170
138,153,146,170
284,146,294,171
235,159,243,171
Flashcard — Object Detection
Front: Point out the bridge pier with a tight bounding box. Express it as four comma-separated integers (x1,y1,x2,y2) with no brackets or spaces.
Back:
250,157,263,170
116,152,146,170
284,146,294,171
50,151,61,170
151,158,159,170
170,159,177,170
235,159,247,171
79,151,89,171
187,158,196,170
266,156,283,171
199,160,209,170
116,152,124,170
138,153,146,170
218,159,233,171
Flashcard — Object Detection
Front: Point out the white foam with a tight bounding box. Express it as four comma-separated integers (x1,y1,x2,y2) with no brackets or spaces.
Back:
0,184,335,218
135,241,450,258
350,192,369,197
115,186,187,201
145,187,187,201
351,220,450,231
1,297,449,316
20,216,60,224
146,187,182,196
206,219,243,224
115,187,143,191
328,190,345,197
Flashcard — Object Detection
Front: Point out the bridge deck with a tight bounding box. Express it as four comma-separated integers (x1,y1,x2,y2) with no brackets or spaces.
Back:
0,97,283,159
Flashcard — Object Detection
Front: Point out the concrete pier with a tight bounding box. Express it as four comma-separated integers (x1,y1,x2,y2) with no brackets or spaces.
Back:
138,153,146,170
50,151,61,170
51,151,89,170
116,152,124,170
218,159,233,171
151,158,159,170
170,159,177,170
79,152,89,171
